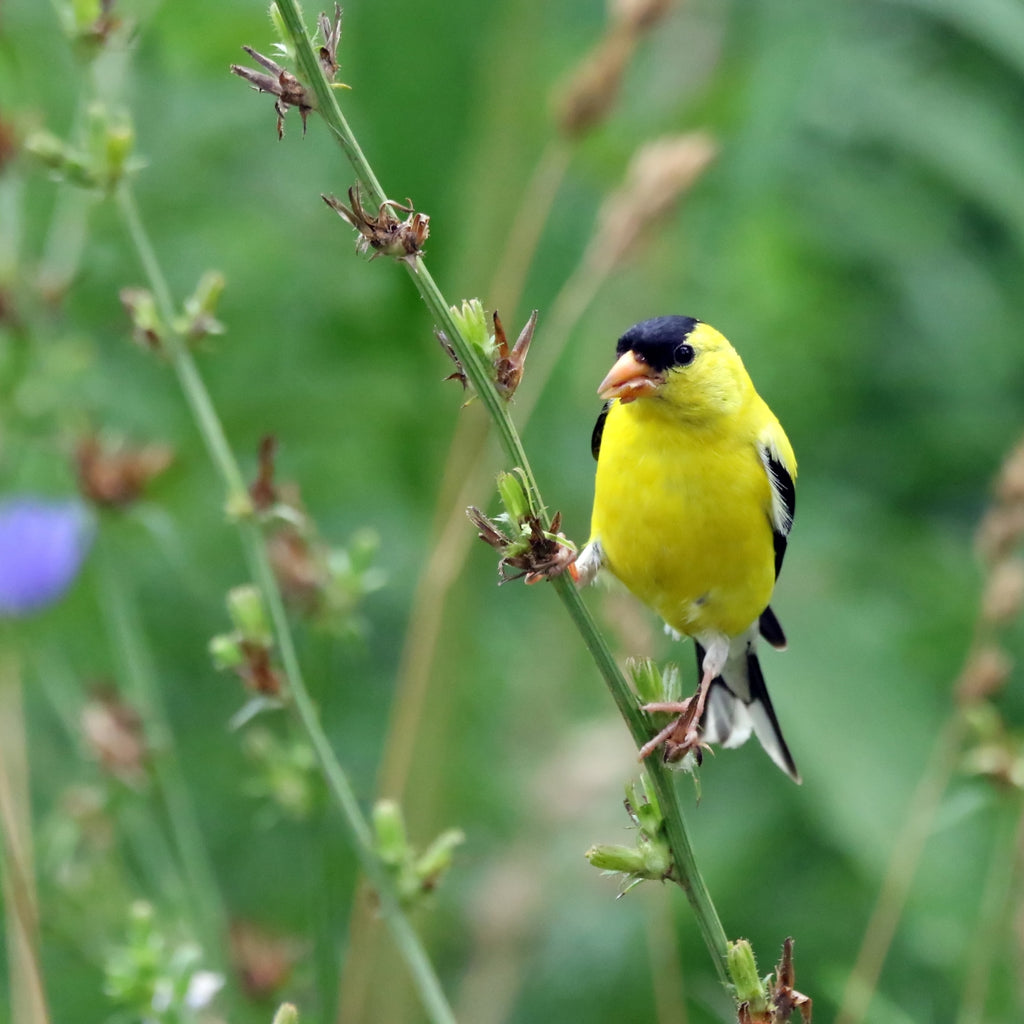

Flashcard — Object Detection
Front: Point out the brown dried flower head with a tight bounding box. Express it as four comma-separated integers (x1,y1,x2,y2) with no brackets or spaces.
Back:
244,436,341,619
231,46,315,139
492,309,538,400
552,0,671,136
467,507,576,584
956,644,1013,705
81,687,148,786
323,187,430,266
236,640,284,696
556,26,635,139
556,0,673,137
976,505,1024,566
768,938,813,1024
230,920,300,998
590,133,718,271
249,434,280,512
317,3,344,79
76,435,173,507
267,528,328,614
981,557,1024,627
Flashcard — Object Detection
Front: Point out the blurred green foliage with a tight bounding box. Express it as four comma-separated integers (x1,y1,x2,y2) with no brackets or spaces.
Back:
2,0,1024,1021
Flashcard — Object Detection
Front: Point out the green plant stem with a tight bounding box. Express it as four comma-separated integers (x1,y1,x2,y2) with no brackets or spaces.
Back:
95,539,228,970
551,575,729,979
273,0,542,512
272,0,730,986
115,187,249,510
114,181,457,1024
836,712,967,1024
955,796,1023,1024
0,654,51,1024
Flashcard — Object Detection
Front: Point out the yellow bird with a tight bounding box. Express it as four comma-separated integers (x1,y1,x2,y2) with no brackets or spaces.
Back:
575,315,800,781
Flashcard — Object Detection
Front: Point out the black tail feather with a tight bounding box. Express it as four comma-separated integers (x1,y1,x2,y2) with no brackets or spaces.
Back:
695,640,800,782
759,605,787,649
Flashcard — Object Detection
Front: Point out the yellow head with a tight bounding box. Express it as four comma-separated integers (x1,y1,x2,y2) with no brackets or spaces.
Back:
598,316,754,421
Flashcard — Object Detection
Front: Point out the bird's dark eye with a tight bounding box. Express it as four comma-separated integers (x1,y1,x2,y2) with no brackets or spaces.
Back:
674,343,695,366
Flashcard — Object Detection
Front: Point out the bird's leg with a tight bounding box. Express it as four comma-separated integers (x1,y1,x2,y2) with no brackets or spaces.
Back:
569,540,603,587
638,637,728,763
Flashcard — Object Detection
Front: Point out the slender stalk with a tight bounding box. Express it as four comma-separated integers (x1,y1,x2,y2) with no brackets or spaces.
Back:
273,0,542,512
646,891,689,1024
0,654,51,1024
955,797,1024,1024
342,157,584,1007
375,127,655,805
271,0,730,985
115,187,249,509
114,181,458,1024
486,139,572,312
95,539,228,972
28,649,185,914
376,135,577,807
551,574,729,977
836,712,967,1024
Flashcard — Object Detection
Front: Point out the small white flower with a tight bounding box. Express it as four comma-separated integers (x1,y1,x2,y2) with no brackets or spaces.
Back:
185,970,225,1010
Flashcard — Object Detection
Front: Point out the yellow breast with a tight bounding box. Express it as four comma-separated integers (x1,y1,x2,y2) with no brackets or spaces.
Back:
590,397,776,638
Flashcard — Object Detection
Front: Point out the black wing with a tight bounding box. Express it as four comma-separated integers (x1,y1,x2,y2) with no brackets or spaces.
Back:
591,401,611,460
759,443,796,579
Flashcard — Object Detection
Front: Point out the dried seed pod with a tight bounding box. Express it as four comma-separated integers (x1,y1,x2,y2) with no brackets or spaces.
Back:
587,133,717,272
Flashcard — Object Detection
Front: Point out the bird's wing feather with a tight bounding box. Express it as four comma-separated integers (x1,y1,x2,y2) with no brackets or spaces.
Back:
758,605,786,649
591,401,611,460
757,424,796,578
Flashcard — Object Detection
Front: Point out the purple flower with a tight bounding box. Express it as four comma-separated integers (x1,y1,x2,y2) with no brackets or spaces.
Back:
0,497,94,616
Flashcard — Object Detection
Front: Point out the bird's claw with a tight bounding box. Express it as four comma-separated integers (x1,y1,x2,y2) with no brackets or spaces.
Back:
638,664,717,765
638,698,710,764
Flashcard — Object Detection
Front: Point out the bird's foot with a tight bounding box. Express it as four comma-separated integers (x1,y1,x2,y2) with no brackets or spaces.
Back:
638,669,716,765
638,700,705,764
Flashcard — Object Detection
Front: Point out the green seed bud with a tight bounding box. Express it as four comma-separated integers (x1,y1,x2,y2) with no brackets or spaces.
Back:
192,270,226,315
449,298,493,358
209,633,245,671
414,828,464,885
372,799,409,866
272,1004,300,1024
103,121,135,186
727,939,768,1012
497,471,530,522
226,585,271,644
24,131,68,169
628,658,662,705
586,843,648,875
71,0,102,31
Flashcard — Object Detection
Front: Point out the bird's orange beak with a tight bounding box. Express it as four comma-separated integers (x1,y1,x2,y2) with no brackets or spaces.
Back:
597,350,663,403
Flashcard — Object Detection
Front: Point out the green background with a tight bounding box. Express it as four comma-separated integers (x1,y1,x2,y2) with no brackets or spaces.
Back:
2,0,1024,1021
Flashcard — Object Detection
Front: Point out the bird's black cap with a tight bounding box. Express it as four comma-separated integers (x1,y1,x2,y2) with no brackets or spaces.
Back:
616,316,700,371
